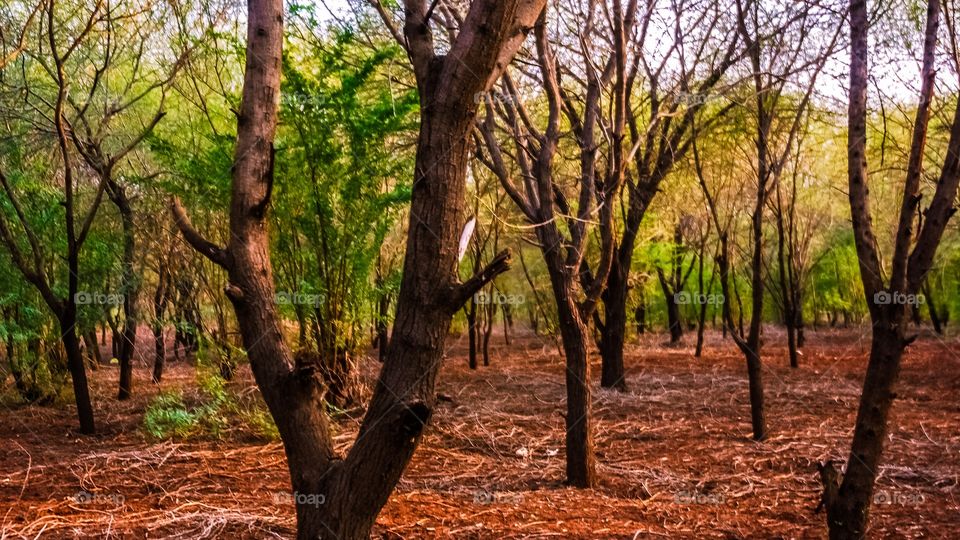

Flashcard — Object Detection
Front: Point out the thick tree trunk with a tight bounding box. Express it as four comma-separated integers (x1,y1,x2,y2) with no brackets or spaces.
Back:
826,325,905,538
545,263,596,488
170,1,539,537
482,300,494,367
599,259,628,390
825,1,959,537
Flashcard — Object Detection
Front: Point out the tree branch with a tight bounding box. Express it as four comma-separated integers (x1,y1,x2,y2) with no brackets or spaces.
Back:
448,249,512,310
170,197,230,269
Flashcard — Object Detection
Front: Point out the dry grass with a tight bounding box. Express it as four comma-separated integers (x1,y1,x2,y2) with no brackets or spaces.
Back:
1,327,958,538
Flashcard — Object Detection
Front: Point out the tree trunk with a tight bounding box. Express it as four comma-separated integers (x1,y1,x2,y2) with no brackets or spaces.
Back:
825,324,905,538
923,283,944,334
112,185,137,400
467,299,478,370
658,272,683,343
152,325,164,384
482,297,495,367
600,260,628,390
84,329,102,367
824,1,960,536
545,263,596,488
635,291,646,336
60,311,96,434
716,236,766,441
694,246,713,358
173,1,536,536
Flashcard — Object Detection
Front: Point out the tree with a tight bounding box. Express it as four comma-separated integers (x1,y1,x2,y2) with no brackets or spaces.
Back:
714,0,841,440
596,0,742,391
173,0,543,537
475,0,639,486
0,0,113,434
821,0,960,536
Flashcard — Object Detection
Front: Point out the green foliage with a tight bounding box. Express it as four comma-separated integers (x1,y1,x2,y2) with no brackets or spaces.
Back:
271,21,418,354
809,230,866,318
142,357,277,441
143,391,198,438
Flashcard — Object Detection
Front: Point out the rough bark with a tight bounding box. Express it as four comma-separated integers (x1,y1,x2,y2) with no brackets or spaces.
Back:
173,0,539,537
825,1,960,537
109,180,137,400
599,259,627,390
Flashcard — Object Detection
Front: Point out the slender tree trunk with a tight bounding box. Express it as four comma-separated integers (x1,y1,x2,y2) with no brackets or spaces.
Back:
716,235,766,440
502,303,511,345
467,299,478,370
84,330,102,366
923,283,943,334
658,272,683,343
776,189,799,368
112,185,137,400
694,255,708,358
60,311,95,434
152,325,164,384
482,298,494,367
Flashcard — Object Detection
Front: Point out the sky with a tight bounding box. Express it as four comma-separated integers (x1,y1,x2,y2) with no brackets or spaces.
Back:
302,0,927,110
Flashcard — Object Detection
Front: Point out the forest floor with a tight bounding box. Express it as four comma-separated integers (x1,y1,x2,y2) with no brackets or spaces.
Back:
0,326,958,539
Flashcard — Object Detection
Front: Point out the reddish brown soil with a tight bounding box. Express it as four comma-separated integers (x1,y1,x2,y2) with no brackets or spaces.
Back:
1,327,958,539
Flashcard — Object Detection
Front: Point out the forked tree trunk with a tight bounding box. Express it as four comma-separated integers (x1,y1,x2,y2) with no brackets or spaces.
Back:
173,1,539,537
825,1,960,536
826,322,906,538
